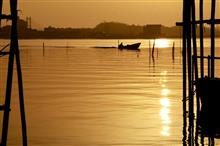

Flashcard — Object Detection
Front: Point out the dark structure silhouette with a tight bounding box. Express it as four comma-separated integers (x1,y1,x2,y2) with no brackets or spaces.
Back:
177,0,220,145
0,0,27,146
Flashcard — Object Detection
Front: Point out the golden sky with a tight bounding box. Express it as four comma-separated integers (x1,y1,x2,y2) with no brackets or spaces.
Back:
2,0,220,28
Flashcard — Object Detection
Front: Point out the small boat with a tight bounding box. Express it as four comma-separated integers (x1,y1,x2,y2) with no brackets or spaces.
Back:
118,42,141,51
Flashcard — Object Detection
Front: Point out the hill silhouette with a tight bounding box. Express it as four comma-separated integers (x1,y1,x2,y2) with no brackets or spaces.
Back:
0,18,219,39
93,22,143,38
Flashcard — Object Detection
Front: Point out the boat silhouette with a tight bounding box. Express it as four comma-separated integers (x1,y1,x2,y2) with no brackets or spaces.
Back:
118,42,141,51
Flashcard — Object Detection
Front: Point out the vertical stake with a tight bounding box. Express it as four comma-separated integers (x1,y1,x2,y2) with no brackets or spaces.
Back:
211,0,216,78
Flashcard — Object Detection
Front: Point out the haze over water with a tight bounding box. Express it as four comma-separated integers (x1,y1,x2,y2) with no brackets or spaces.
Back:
0,39,220,145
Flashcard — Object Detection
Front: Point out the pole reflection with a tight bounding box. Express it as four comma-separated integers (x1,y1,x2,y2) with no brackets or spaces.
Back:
159,71,171,137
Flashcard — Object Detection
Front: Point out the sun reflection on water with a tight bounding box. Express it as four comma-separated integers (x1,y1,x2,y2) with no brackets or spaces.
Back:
160,98,170,107
161,126,170,136
155,39,170,48
159,71,171,137
161,89,170,97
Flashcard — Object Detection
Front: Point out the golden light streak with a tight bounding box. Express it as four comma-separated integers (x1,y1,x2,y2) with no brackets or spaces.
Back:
159,71,171,137
161,126,170,136
160,98,170,107
161,89,170,96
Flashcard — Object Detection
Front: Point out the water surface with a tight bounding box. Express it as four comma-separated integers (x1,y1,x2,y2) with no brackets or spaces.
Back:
0,39,220,145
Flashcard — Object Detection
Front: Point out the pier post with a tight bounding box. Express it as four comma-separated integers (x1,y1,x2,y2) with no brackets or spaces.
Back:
0,0,27,146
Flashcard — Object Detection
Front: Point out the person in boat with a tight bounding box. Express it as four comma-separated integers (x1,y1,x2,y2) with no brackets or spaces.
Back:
118,42,124,49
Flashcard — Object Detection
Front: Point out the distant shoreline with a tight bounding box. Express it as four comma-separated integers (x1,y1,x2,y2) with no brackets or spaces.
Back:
1,19,220,39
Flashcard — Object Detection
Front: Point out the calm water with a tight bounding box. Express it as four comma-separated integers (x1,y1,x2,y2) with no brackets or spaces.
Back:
0,39,220,146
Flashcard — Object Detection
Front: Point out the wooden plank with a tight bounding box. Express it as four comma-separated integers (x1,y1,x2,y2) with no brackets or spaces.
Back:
0,15,12,20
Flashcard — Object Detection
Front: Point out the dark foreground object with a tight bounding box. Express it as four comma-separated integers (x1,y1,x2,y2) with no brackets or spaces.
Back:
197,77,220,138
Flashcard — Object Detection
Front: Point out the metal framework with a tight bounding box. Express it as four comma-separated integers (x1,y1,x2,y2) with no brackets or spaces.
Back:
0,0,27,146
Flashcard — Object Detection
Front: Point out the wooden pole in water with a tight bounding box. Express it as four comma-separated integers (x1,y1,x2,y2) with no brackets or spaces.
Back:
200,0,204,78
191,0,200,144
11,1,27,145
152,40,155,58
43,42,45,56
185,0,194,144
182,0,187,144
16,38,28,146
149,40,151,58
211,0,216,78
172,42,175,61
